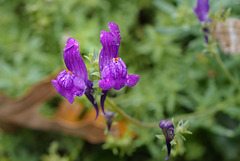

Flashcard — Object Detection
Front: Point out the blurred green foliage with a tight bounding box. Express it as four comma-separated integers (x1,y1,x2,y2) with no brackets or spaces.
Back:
0,0,240,161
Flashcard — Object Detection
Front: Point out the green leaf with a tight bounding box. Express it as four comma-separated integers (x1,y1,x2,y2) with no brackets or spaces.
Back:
91,72,100,77
153,0,175,14
156,134,164,140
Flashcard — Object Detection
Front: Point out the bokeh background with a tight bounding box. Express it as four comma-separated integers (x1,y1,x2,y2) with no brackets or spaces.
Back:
0,0,240,161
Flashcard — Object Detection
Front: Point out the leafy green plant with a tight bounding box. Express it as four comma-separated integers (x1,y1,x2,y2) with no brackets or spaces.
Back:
0,0,240,161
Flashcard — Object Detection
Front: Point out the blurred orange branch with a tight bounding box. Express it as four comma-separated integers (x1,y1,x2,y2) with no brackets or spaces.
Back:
0,71,128,143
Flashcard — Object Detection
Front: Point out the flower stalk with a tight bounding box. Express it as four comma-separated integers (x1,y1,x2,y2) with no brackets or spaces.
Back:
105,97,158,128
105,97,223,128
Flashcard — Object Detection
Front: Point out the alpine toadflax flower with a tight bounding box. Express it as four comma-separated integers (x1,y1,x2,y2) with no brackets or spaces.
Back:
52,38,99,119
99,22,139,91
194,0,210,23
52,38,88,104
99,22,139,113
159,120,175,160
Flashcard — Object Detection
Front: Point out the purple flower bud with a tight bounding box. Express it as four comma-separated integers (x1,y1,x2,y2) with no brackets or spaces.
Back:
159,120,175,160
203,27,210,44
203,27,209,34
104,111,115,132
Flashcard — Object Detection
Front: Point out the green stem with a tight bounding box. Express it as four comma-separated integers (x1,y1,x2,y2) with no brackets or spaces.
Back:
105,97,220,128
105,97,157,128
214,52,240,91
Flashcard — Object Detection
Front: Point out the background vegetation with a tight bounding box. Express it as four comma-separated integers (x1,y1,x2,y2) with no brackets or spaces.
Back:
0,0,240,160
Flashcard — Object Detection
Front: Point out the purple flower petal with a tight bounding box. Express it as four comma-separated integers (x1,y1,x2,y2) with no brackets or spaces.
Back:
99,32,119,71
126,74,139,87
64,37,75,51
57,70,74,89
159,120,174,130
99,57,138,91
52,71,86,104
73,77,87,91
52,80,73,103
99,23,121,71
113,78,125,90
63,38,88,83
194,0,210,23
99,78,115,90
102,58,127,80
108,22,121,48
159,120,175,160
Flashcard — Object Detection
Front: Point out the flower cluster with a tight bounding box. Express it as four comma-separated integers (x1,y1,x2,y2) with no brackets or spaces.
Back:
52,22,139,129
52,22,192,160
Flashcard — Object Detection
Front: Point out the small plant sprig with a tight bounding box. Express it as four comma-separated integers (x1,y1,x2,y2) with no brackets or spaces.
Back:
156,120,192,160
51,22,193,160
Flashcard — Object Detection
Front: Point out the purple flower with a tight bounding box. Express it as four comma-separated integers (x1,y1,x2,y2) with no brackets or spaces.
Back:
52,38,99,119
194,0,211,44
99,22,139,113
194,0,211,23
159,120,175,160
